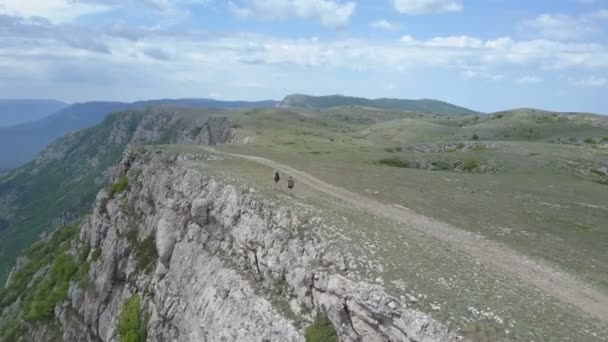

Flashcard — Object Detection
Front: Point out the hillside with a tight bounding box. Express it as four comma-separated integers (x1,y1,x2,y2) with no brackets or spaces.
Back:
0,107,236,282
0,99,68,127
280,94,480,116
0,102,130,171
0,105,607,341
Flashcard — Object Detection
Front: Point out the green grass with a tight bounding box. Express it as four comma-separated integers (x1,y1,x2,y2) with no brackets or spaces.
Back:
117,295,148,342
304,315,338,342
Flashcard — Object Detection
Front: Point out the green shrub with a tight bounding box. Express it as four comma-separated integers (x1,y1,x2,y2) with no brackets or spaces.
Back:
117,295,148,342
110,176,129,198
91,248,102,262
26,253,78,320
0,224,79,311
471,134,479,141
134,236,158,274
463,159,480,171
596,179,608,186
584,138,596,144
384,147,395,153
0,319,25,341
378,157,410,168
79,244,91,263
305,315,338,342
395,146,403,152
431,160,452,170
125,228,139,245
78,261,91,284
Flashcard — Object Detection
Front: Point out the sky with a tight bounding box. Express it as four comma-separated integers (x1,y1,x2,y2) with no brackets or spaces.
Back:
0,0,607,113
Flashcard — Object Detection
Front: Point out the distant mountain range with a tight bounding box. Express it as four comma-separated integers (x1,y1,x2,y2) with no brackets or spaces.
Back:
0,99,68,127
0,98,278,171
279,94,481,116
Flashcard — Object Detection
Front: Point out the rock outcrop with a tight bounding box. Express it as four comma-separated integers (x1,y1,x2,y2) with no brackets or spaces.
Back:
5,147,459,341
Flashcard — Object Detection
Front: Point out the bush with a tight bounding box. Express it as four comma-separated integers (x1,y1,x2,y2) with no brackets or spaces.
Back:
26,253,78,320
110,176,129,198
471,134,479,141
378,157,409,168
78,261,91,285
79,244,91,263
305,315,338,342
117,295,148,342
134,236,158,274
584,138,596,144
463,159,480,171
91,248,102,262
431,160,452,170
1,224,79,311
0,320,25,341
384,147,395,153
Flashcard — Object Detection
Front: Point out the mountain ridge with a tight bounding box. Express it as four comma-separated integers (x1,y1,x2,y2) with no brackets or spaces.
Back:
279,94,481,115
0,99,68,127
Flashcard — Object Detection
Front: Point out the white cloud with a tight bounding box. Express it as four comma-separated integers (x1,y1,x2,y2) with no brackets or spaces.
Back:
520,10,608,40
460,69,503,81
400,35,415,43
0,0,213,23
569,75,608,87
0,0,112,23
228,1,253,18
3,24,608,102
516,75,543,84
426,35,483,48
370,19,399,31
227,0,356,27
385,82,398,90
392,0,462,15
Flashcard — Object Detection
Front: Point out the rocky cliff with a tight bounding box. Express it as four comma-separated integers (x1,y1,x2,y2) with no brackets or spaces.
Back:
0,107,237,283
1,147,458,341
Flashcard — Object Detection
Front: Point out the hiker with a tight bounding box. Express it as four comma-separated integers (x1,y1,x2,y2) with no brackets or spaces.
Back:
287,176,295,193
273,170,280,190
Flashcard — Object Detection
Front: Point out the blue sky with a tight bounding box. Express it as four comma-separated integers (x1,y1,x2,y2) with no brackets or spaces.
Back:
0,0,607,113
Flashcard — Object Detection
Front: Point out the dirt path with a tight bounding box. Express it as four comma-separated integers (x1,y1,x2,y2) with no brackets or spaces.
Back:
203,147,608,322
